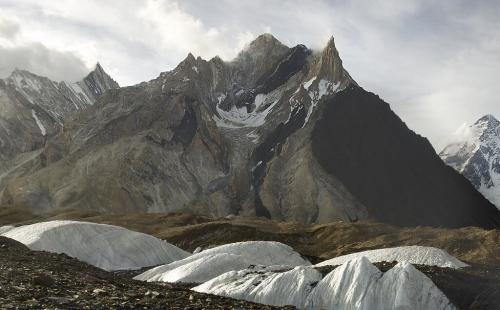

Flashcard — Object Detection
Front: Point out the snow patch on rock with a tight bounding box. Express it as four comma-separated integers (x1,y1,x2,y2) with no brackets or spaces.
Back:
304,79,340,126
31,109,46,136
2,220,190,271
213,87,284,128
316,246,468,269
303,76,317,90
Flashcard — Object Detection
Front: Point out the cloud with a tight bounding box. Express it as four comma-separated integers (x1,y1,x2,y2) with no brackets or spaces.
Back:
0,15,19,40
0,42,88,82
0,0,499,150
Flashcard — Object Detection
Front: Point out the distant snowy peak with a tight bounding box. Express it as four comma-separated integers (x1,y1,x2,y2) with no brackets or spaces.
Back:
440,114,500,209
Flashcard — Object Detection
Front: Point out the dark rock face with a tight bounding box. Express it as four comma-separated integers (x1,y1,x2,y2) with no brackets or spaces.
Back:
256,45,311,94
312,85,500,228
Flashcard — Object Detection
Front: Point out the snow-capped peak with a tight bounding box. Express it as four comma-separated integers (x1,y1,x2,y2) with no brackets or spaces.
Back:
440,114,500,210
475,114,500,126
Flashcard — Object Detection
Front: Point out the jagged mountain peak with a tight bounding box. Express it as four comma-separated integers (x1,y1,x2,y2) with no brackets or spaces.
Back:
79,62,119,98
474,114,500,133
0,61,120,163
234,33,289,63
306,35,349,84
449,114,500,144
476,114,499,123
323,35,338,52
184,53,197,63
248,33,286,48
83,62,118,85
7,68,48,83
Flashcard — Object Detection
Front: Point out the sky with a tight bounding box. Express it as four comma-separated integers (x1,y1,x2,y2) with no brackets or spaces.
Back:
0,0,499,150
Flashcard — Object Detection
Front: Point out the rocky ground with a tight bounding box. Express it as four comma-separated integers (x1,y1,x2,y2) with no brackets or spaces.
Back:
0,236,292,309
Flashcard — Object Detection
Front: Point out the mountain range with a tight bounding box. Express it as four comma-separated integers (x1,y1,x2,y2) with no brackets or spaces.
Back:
0,34,499,229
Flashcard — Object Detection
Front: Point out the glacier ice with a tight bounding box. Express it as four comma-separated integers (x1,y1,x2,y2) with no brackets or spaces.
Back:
135,241,310,283
194,257,456,310
2,220,189,271
316,246,468,269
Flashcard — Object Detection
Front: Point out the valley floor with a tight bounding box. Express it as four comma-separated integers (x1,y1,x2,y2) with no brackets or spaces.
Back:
2,207,499,265
2,208,500,309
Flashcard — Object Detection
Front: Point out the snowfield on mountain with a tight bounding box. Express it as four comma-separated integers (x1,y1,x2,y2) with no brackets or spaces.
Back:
193,257,456,310
1,220,190,271
134,241,310,283
315,246,468,269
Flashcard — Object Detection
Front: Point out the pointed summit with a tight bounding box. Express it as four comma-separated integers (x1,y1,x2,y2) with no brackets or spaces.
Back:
85,63,118,88
241,33,288,58
185,53,196,63
175,53,198,72
77,62,119,101
473,114,500,139
248,33,284,48
313,35,347,83
231,34,290,87
475,114,500,127
324,36,337,51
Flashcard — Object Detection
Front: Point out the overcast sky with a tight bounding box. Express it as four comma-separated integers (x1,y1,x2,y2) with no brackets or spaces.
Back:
1,0,499,150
